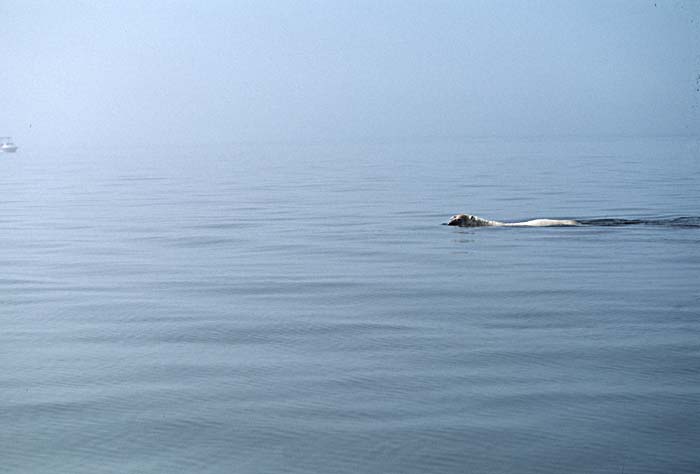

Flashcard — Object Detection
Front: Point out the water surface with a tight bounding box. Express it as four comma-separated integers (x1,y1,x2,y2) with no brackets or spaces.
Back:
2,137,699,473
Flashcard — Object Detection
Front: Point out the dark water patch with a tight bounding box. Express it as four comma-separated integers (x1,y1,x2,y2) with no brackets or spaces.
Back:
579,216,700,227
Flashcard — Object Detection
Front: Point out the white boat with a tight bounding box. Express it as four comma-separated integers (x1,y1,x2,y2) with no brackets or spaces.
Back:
0,137,18,153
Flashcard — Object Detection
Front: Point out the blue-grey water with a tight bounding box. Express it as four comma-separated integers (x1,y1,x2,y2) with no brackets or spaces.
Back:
2,137,699,473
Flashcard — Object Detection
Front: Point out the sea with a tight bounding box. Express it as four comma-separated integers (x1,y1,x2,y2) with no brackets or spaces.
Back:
2,136,699,473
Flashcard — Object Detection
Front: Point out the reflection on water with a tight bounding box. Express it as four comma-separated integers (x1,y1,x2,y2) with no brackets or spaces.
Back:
1,137,699,473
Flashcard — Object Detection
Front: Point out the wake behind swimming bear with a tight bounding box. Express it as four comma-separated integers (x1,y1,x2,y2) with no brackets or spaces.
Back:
447,214,579,227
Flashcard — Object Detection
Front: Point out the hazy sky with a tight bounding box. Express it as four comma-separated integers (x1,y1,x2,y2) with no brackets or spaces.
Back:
1,0,698,148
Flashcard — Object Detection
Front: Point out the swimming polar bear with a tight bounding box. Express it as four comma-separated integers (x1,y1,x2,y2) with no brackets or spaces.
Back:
447,214,579,227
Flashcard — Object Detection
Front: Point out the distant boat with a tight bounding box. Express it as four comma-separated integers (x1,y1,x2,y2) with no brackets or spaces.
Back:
0,136,18,153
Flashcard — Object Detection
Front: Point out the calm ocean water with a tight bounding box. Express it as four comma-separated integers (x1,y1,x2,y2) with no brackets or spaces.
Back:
2,137,699,473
